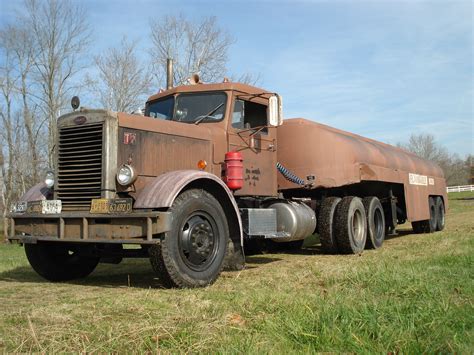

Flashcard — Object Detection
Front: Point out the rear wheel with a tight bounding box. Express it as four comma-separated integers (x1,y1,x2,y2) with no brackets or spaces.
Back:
435,197,445,231
334,197,367,254
318,197,341,254
149,189,228,288
363,197,385,249
25,243,99,282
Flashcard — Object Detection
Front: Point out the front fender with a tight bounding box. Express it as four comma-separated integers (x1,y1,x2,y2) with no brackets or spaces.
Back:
134,170,232,208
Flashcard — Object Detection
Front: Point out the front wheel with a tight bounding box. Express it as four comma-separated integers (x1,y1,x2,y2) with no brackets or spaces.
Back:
25,243,99,282
150,189,228,288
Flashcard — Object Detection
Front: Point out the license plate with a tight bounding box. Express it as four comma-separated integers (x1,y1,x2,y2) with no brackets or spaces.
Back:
11,201,27,213
26,200,62,214
90,198,132,214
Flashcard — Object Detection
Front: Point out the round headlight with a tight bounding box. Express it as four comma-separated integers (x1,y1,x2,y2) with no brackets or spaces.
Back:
45,171,55,188
117,164,137,186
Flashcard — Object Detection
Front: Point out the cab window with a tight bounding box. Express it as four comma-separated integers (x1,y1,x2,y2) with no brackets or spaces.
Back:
146,93,227,123
146,96,174,119
232,99,268,132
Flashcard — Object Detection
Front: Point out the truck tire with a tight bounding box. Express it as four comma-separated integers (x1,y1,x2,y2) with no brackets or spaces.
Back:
149,189,228,288
334,196,367,254
318,197,341,254
362,197,385,249
435,197,445,231
24,243,99,282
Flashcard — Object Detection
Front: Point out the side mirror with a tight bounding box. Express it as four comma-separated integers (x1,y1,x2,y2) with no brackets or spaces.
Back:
268,95,283,127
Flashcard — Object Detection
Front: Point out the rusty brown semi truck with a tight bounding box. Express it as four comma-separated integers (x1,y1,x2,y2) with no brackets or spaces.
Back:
7,81,447,288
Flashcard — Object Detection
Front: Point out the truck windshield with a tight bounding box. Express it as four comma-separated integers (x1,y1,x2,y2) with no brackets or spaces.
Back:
146,92,227,123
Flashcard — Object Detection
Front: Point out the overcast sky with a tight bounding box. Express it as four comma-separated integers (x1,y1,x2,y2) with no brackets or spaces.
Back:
1,0,472,156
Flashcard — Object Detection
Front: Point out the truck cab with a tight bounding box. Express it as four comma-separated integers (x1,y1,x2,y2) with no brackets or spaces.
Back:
140,82,281,196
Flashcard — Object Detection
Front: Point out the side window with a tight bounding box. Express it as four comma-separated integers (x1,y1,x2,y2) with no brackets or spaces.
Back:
232,99,268,132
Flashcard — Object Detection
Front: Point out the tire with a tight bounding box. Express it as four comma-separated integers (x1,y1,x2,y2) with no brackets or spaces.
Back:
435,197,445,231
334,196,367,254
149,189,228,288
24,242,99,282
362,197,385,249
318,197,341,254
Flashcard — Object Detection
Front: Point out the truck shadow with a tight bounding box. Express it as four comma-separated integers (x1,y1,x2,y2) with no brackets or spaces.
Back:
0,256,284,289
0,260,169,289
0,235,411,288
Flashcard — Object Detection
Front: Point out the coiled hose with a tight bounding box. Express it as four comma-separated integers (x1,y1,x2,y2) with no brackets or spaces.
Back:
276,162,305,186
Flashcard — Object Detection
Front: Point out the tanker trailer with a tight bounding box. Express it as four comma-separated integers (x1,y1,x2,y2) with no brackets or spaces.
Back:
276,118,447,254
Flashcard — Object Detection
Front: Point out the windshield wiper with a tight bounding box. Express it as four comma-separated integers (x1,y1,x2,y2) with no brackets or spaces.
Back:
194,103,224,125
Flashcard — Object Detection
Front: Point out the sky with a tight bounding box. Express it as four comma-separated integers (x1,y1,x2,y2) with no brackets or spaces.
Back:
1,0,472,156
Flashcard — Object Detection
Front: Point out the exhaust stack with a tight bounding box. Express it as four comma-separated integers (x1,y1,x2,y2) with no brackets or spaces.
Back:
166,58,173,90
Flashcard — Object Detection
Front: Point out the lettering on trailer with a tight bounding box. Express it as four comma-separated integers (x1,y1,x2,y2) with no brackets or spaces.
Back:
428,178,435,186
409,173,428,186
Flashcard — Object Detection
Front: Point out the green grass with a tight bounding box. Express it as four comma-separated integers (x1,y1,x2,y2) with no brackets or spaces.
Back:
0,193,473,352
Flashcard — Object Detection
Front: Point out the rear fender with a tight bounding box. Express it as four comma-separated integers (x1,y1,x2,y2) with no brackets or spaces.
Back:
135,170,244,270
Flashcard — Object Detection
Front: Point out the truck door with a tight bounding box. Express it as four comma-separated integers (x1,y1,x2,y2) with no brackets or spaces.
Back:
227,95,278,197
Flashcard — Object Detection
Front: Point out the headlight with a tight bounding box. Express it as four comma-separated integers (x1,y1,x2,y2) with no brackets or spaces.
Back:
117,164,137,186
45,171,55,188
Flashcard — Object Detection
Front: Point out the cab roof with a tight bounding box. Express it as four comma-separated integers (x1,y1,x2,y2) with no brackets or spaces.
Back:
146,82,272,103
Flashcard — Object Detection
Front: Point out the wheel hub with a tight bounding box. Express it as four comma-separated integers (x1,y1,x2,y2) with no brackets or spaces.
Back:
180,214,218,270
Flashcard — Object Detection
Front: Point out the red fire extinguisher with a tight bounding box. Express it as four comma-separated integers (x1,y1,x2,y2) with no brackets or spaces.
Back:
224,151,243,190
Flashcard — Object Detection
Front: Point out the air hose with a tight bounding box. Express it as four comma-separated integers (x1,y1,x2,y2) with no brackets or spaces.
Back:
276,162,305,186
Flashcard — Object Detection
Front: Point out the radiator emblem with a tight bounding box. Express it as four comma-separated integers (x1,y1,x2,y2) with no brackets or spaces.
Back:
124,132,137,145
73,116,87,125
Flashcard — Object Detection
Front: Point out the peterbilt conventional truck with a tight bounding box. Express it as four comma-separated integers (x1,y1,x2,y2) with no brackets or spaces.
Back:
7,80,447,288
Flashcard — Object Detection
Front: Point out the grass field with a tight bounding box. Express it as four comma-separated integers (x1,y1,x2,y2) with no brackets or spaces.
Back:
0,193,473,352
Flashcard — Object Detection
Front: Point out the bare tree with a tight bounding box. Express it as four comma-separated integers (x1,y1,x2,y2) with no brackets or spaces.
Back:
0,47,30,237
92,38,152,112
21,0,91,166
0,25,44,182
398,133,470,186
149,15,233,86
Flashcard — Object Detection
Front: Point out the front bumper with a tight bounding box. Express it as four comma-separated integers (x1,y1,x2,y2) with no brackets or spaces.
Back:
6,211,172,244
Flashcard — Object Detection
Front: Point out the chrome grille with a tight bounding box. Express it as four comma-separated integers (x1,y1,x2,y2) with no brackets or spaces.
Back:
57,123,103,210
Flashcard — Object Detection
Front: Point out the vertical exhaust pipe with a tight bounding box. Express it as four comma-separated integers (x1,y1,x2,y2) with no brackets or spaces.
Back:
166,58,173,90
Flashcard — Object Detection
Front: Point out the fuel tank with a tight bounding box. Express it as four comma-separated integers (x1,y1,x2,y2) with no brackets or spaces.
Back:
276,118,445,190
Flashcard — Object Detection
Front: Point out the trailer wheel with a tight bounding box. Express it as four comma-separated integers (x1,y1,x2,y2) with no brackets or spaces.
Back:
318,197,341,254
435,197,445,231
24,243,99,282
334,196,367,254
149,189,228,288
363,197,385,249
